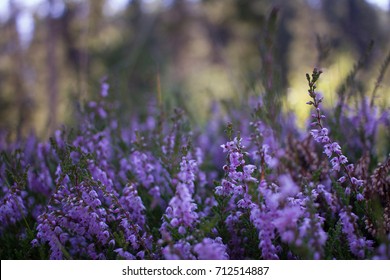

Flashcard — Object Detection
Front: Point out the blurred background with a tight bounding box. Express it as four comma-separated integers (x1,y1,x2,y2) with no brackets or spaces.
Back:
0,0,389,140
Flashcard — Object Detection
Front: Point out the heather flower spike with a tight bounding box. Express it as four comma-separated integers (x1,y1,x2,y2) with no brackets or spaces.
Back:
306,69,365,197
1,72,388,261
216,136,257,205
160,156,199,241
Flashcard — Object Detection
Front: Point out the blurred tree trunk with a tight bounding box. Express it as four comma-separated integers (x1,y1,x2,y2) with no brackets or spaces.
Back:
60,1,90,109
46,0,59,135
167,0,191,82
8,3,31,140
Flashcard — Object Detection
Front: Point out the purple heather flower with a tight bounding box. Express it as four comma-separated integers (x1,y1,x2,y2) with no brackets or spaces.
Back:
373,236,390,259
229,151,245,169
34,179,122,259
297,214,327,259
323,144,332,157
346,164,354,173
177,159,197,189
337,176,346,183
119,218,139,246
324,142,342,157
330,157,341,171
162,240,196,260
178,226,186,235
339,155,348,164
310,128,329,143
133,152,152,170
225,210,246,258
278,174,299,199
273,206,302,242
250,204,279,260
243,164,257,182
162,134,175,155
169,182,198,227
306,81,366,203
31,239,39,247
170,218,179,227
97,107,107,119
27,162,53,197
339,208,373,258
215,179,235,196
193,237,229,260
0,188,27,233
100,82,109,97
35,215,64,259
88,162,115,193
88,101,97,108
122,151,169,205
217,137,257,213
317,184,338,213
237,194,254,209
119,184,146,227
351,177,364,187
160,157,199,240
220,141,235,152
115,248,136,260
258,144,278,168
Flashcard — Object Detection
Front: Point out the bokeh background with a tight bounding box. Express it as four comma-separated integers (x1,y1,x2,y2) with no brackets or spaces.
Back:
0,0,389,140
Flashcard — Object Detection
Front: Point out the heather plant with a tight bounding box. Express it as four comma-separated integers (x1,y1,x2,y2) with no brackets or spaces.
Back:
0,65,389,260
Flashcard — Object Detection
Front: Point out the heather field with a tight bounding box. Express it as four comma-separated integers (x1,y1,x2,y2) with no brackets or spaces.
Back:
0,0,390,261
1,67,389,260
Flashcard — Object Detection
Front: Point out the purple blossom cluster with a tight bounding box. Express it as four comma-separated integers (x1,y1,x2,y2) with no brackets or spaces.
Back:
0,186,27,233
216,137,257,201
33,182,112,259
119,151,167,206
249,176,329,259
306,71,366,200
216,135,329,259
160,157,199,245
0,69,389,260
339,207,374,259
193,237,229,260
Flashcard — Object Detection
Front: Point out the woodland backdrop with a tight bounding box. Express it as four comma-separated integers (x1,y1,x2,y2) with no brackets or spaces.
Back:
1,0,389,139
